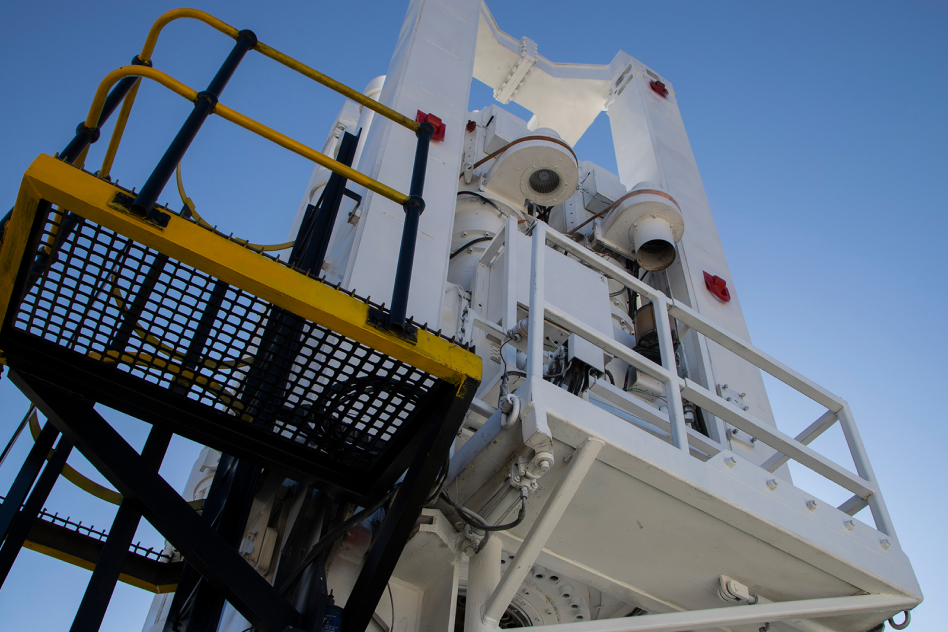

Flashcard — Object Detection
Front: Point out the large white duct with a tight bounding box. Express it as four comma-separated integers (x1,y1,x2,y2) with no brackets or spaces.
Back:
482,128,579,207
598,182,684,271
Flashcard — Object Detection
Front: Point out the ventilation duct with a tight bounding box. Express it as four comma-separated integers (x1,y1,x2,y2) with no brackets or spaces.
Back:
597,182,684,271
483,128,579,207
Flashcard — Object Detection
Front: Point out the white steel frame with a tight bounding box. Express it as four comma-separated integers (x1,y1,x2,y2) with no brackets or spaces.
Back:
483,220,896,539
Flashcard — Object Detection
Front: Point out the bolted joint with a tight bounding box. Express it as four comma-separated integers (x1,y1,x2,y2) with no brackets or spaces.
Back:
403,195,425,215
194,91,219,108
74,122,100,144
131,55,152,68
237,28,259,48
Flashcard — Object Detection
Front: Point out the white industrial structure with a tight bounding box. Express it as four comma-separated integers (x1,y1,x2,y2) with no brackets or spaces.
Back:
140,2,921,631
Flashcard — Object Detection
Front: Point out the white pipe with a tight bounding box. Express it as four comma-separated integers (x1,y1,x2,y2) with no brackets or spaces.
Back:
521,594,916,632
466,535,503,632
526,222,547,385
482,438,604,626
502,218,520,377
652,296,688,452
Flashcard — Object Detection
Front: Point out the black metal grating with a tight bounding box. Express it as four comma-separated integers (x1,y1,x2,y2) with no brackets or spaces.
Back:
9,206,439,470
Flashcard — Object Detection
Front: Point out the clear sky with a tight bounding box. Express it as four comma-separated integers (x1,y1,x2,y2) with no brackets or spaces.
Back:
1,1,945,630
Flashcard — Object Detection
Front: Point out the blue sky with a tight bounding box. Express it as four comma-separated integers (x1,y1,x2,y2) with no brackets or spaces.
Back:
1,1,946,630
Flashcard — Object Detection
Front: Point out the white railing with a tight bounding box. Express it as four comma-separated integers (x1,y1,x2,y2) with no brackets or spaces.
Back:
493,220,895,539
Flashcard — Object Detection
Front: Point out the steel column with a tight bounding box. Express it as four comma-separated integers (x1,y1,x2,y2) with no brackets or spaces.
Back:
70,426,172,632
387,121,434,333
0,433,73,586
132,30,258,221
526,222,547,386
341,378,476,632
11,372,299,632
0,418,59,543
465,534,503,632
653,296,688,451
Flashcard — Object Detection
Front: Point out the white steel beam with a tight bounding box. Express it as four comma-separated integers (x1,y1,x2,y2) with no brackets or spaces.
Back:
837,404,897,538
761,410,838,472
653,295,689,451
544,304,672,383
526,222,547,385
681,380,875,499
482,438,605,626
838,494,869,516
521,594,915,632
668,301,845,412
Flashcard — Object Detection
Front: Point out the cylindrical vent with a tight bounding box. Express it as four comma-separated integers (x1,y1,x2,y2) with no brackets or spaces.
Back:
631,216,678,271
529,168,560,194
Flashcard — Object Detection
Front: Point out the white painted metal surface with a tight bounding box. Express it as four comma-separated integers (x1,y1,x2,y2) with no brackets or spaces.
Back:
154,2,922,631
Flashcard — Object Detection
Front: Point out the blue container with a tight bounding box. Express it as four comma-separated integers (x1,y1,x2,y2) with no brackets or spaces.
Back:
322,604,344,632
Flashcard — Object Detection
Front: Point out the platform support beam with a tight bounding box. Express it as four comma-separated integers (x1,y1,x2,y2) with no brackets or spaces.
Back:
524,594,916,632
70,426,171,632
0,426,72,587
342,379,477,632
10,371,300,632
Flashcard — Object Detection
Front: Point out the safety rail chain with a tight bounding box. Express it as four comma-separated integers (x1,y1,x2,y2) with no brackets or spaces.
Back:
487,220,897,540
0,495,173,562
10,8,443,334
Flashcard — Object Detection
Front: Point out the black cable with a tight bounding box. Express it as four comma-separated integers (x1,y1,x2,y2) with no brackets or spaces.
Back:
387,583,395,629
456,190,503,213
440,491,526,533
424,457,450,507
450,236,493,259
277,487,397,596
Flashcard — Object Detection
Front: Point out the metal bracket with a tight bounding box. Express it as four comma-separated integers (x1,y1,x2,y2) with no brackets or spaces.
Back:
367,307,418,343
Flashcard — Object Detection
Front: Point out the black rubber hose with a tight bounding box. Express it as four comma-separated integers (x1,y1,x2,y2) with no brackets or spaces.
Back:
440,491,526,533
450,236,493,259
456,190,503,213
277,487,397,596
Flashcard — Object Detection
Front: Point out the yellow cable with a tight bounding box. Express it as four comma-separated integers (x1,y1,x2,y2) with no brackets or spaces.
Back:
27,411,123,505
175,164,295,253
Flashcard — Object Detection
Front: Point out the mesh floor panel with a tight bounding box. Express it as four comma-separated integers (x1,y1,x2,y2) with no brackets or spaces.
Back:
9,205,439,470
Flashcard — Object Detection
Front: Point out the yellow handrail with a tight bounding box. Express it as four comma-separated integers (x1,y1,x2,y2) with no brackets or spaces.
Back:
139,8,240,62
138,8,419,132
213,103,409,204
99,79,141,181
86,66,409,206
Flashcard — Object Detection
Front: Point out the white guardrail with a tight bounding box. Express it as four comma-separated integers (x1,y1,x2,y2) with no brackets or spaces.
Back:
491,220,896,539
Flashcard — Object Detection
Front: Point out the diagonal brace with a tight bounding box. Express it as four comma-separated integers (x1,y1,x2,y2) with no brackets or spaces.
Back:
10,371,300,632
483,438,604,626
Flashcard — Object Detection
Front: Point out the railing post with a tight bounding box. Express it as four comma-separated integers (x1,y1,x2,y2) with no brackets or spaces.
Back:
653,296,688,451
387,121,435,334
526,222,547,385
131,29,258,224
836,404,897,538
502,218,519,370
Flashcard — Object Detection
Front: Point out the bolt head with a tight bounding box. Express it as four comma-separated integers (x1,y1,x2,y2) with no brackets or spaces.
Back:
766,479,778,491
806,500,818,511
724,456,737,468
881,538,891,550
844,520,855,531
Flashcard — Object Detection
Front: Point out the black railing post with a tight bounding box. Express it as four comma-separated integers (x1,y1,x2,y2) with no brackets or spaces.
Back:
131,29,258,225
387,121,434,334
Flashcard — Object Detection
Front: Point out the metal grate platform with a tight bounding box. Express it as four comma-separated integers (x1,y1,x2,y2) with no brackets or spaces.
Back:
0,155,481,499
14,209,436,471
